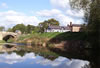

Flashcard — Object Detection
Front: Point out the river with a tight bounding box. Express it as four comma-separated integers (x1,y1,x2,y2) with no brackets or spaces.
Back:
0,52,89,68
0,43,99,68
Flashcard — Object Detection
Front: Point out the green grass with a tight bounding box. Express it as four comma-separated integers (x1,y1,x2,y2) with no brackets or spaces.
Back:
18,32,62,41
48,32,87,43
0,40,6,43
17,32,87,45
39,32,62,38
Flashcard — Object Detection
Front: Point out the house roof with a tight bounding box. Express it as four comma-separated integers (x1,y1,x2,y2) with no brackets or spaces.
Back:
72,24,82,27
48,26,70,30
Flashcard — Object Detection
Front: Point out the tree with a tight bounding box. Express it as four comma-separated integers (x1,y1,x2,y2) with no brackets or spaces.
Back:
7,28,13,32
12,24,26,34
32,26,40,33
48,18,60,26
39,18,60,32
0,26,5,31
26,25,35,33
69,0,100,49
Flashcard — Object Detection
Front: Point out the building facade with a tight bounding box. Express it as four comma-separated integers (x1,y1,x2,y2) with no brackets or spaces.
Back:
46,26,70,32
68,22,82,32
45,22,82,32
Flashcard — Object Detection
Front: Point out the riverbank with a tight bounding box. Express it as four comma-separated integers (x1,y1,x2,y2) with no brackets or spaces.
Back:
16,32,87,52
0,32,88,54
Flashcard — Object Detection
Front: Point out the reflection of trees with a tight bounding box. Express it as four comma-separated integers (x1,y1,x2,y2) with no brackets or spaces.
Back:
89,49,100,68
30,46,59,61
12,46,59,61
14,50,27,57
49,45,100,68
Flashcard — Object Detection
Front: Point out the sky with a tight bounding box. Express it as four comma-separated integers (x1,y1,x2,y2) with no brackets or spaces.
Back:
0,0,84,28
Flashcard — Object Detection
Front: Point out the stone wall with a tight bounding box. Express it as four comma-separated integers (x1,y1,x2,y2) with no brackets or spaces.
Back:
0,32,17,40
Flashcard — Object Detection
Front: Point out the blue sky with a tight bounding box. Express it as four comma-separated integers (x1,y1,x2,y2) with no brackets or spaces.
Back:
0,0,51,14
0,0,84,28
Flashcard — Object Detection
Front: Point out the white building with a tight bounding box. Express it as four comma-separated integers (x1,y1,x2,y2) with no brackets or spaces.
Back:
45,26,70,32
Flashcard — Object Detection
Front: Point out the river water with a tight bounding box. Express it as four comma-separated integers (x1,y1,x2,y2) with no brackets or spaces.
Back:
0,52,89,68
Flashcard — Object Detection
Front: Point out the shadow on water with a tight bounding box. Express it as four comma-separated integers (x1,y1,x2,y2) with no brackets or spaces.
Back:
48,32,100,68
49,45,100,68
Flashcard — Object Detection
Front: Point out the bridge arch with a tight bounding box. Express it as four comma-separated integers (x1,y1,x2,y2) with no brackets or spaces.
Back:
3,34,16,42
0,32,18,42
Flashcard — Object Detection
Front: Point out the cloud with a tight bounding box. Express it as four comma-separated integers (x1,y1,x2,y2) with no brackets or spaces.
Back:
50,0,70,9
36,0,85,25
0,3,8,8
37,9,84,26
0,52,36,64
36,56,89,68
54,59,89,68
66,9,84,18
0,10,40,28
37,9,61,17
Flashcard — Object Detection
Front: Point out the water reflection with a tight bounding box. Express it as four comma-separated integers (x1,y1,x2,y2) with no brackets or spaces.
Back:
0,52,89,68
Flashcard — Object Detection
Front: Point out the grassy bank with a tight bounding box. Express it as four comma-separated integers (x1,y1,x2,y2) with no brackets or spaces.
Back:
49,32,87,43
0,40,6,43
18,32,62,40
17,32,87,47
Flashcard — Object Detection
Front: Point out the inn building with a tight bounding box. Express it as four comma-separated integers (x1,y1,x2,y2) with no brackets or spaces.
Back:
45,22,82,32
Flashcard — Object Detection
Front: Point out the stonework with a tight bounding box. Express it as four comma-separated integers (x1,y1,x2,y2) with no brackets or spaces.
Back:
0,32,17,40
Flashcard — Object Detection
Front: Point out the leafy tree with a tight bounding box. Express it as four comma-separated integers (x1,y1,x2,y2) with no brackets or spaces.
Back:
32,26,40,33
39,18,60,32
7,28,13,32
69,0,100,49
0,26,5,31
12,24,26,34
26,25,35,33
48,18,60,26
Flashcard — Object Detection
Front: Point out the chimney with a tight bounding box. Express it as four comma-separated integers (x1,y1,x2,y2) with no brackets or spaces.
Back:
70,22,72,26
70,22,72,32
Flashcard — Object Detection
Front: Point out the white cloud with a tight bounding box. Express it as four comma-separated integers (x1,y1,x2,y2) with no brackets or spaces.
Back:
0,3,8,8
0,52,36,64
37,9,84,26
66,9,84,18
50,0,70,9
35,0,85,25
54,59,89,68
0,10,40,28
37,9,62,17
50,0,85,24
36,56,89,68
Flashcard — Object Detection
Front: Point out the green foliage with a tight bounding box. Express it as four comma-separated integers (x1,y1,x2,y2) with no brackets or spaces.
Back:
7,28,13,32
32,26,40,33
9,24,40,34
48,18,60,26
49,32,87,42
26,25,35,34
39,18,60,32
0,26,5,31
0,40,6,43
69,0,91,10
12,24,26,34
7,38,15,43
40,32,61,38
70,0,100,49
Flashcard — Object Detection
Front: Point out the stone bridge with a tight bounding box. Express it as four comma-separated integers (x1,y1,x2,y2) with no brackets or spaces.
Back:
0,31,18,41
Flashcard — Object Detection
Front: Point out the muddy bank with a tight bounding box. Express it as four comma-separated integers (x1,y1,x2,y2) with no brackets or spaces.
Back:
49,40,86,54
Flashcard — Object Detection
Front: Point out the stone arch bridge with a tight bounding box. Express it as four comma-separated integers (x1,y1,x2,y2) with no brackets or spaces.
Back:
0,32,18,41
